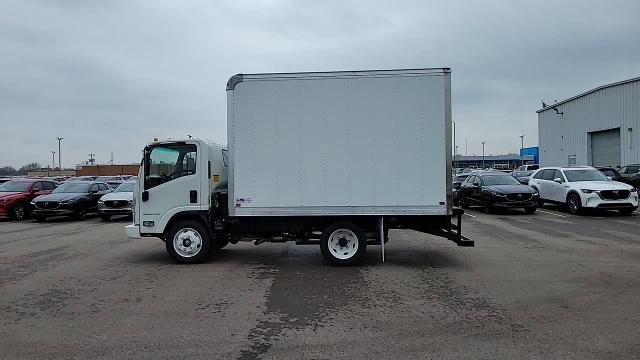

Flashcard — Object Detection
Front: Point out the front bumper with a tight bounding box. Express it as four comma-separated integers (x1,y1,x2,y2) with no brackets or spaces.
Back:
491,200,538,208
32,208,75,216
98,208,132,215
582,191,639,209
126,224,141,239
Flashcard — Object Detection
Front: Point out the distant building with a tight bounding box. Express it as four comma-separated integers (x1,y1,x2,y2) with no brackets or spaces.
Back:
27,169,77,177
78,164,139,176
537,77,640,167
520,146,539,164
453,154,535,170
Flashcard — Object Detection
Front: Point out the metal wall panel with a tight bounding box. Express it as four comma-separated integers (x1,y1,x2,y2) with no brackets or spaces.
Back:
538,79,640,167
227,69,450,216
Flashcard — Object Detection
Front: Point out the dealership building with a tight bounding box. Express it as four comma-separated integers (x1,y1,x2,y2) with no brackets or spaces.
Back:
537,77,640,168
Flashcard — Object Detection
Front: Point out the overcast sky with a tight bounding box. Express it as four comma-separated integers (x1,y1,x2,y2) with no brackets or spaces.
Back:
2,0,640,168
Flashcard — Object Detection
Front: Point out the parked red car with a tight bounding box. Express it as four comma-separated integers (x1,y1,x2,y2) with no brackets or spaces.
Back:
0,179,58,220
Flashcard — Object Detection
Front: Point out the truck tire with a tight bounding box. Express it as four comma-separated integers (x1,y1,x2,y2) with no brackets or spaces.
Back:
166,220,211,264
320,221,367,266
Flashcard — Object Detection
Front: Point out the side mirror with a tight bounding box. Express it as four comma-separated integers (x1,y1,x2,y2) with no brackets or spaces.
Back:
607,176,613,180
553,177,563,183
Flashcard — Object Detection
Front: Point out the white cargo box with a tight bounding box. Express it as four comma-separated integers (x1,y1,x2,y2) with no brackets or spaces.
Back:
226,68,452,216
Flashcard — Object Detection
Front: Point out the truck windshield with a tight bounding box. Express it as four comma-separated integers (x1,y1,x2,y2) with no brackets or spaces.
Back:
144,144,197,189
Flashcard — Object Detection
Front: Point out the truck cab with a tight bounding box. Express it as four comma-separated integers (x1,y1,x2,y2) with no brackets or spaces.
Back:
127,138,227,240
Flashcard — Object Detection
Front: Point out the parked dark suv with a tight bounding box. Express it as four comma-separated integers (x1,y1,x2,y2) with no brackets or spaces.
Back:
31,181,112,221
617,164,640,188
0,179,58,220
596,167,625,183
458,172,539,214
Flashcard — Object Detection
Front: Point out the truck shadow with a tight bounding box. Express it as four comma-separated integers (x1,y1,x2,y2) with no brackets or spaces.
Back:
131,242,464,270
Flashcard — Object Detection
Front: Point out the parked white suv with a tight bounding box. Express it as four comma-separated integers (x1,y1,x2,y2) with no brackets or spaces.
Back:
528,166,638,215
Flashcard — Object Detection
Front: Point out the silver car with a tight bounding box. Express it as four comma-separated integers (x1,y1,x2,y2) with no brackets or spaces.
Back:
98,181,134,220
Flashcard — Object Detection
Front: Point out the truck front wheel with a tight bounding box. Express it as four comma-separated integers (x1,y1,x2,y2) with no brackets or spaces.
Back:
320,221,367,266
166,220,211,264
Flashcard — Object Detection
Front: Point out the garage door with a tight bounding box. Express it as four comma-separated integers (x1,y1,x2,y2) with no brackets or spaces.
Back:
590,128,621,167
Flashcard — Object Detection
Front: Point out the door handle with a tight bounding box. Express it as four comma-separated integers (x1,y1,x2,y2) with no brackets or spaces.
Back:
190,190,197,203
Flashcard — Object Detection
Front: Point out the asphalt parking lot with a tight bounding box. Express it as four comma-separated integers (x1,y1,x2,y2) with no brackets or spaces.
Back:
1,208,639,359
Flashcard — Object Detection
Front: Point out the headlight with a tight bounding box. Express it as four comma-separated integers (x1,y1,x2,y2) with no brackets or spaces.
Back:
580,189,597,194
98,199,104,204
532,190,539,196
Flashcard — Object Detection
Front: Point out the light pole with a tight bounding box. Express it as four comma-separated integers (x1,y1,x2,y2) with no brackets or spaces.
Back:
519,135,525,166
51,151,56,169
453,121,456,169
57,137,63,169
455,145,459,169
481,141,486,169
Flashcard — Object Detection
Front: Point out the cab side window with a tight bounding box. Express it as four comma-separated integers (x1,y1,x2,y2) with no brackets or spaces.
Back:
533,171,544,179
145,144,197,190
41,182,54,190
554,170,565,182
98,183,108,191
31,182,42,191
89,184,99,193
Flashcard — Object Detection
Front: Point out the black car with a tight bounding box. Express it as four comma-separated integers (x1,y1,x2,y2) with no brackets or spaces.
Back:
31,181,112,221
596,167,625,182
616,164,640,188
458,172,539,214
511,170,534,184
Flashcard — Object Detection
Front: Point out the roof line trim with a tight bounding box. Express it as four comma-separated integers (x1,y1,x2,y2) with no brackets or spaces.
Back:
537,76,640,113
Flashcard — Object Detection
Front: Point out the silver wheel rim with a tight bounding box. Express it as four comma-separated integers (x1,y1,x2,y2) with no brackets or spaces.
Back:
173,227,203,258
328,229,358,260
14,205,25,219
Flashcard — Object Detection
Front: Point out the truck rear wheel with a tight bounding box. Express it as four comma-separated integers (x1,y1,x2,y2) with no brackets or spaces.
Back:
166,220,211,264
320,221,367,266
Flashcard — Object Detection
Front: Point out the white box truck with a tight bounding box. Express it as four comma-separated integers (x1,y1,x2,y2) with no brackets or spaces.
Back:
126,68,472,265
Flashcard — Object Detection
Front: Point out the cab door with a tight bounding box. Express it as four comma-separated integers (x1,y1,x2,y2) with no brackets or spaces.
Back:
140,142,201,235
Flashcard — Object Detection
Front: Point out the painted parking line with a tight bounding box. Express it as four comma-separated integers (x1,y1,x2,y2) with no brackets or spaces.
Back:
537,209,568,218
464,213,477,218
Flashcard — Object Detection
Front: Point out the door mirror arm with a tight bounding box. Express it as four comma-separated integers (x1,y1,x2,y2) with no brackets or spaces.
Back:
553,178,563,183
